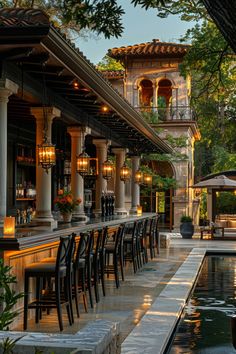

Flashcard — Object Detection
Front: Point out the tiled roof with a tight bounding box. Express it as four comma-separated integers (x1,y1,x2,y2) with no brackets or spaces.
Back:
100,70,124,79
0,8,49,26
108,39,190,59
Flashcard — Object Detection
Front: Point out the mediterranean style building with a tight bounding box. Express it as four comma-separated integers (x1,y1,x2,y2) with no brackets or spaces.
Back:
104,39,201,230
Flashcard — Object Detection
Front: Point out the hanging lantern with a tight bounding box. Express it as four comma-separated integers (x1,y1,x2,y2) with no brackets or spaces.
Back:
38,139,56,173
120,163,131,183
102,159,114,180
135,169,143,184
76,151,90,177
143,173,152,186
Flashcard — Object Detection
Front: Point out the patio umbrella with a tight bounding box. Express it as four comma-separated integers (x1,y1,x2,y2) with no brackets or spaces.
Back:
192,175,236,189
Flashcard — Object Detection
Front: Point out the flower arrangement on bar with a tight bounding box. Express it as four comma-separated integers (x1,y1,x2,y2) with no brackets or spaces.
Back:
54,191,81,222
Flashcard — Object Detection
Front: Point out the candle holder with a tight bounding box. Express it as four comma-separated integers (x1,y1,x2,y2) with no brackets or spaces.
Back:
3,216,15,237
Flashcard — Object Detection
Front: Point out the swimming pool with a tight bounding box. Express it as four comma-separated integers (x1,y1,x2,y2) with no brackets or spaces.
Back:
168,255,236,353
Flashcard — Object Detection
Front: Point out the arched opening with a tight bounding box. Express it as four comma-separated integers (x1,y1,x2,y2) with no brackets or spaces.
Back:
140,160,175,230
157,79,172,120
157,79,172,107
139,79,153,108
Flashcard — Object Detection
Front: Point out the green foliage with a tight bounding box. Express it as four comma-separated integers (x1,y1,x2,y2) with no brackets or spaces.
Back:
199,191,207,220
131,0,209,22
181,21,235,98
212,147,236,173
1,337,21,354
180,215,193,223
216,191,236,214
0,259,24,331
96,55,124,71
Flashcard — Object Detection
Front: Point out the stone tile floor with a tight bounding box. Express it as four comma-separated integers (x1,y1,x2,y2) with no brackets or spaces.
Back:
15,235,236,345
15,242,191,342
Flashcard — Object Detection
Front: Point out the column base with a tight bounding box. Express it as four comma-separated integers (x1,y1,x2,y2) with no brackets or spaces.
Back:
129,207,138,215
72,212,89,222
115,208,128,215
32,217,58,230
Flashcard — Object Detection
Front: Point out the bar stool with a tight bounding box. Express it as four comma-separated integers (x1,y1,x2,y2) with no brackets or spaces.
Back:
23,235,73,331
104,224,125,288
123,221,139,273
73,232,88,317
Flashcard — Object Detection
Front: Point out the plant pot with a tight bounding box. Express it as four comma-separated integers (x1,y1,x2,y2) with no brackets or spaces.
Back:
180,222,194,239
61,212,72,223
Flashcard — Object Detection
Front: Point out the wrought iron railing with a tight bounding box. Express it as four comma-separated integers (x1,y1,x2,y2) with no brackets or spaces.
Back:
136,106,197,123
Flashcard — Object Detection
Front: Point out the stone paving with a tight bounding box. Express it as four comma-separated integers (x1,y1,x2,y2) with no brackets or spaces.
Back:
12,235,236,353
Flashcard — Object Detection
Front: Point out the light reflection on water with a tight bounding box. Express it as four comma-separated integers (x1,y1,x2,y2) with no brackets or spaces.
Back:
168,256,236,354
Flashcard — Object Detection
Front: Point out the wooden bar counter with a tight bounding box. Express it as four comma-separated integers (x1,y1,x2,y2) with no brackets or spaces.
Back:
0,213,156,328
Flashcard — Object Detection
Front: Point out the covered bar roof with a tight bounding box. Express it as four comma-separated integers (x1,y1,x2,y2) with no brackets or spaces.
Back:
0,8,172,154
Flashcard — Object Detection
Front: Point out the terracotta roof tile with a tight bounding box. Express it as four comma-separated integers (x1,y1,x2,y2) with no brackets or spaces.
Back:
108,39,190,60
0,8,49,26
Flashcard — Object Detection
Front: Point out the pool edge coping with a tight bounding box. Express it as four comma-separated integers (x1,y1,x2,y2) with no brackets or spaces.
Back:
121,247,236,354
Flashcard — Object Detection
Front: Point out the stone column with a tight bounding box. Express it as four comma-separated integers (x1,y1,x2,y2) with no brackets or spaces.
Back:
113,148,128,215
67,126,91,221
130,156,140,214
0,79,18,222
93,139,108,215
31,107,60,229
153,82,158,111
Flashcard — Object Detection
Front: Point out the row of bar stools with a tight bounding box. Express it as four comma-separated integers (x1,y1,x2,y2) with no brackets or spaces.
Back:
24,235,74,331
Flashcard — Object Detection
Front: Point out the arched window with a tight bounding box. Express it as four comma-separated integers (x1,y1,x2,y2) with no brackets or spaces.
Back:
139,79,153,107
157,79,172,108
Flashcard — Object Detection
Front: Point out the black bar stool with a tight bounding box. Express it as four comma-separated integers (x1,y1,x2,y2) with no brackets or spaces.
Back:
23,235,73,331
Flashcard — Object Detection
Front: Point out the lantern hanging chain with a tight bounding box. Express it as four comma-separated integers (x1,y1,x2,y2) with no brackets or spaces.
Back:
42,63,48,144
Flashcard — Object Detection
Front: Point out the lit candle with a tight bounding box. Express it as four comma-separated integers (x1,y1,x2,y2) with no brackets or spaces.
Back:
3,216,15,237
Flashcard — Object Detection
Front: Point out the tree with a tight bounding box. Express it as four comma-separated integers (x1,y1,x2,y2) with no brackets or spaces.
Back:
96,55,124,71
0,0,234,45
180,22,236,178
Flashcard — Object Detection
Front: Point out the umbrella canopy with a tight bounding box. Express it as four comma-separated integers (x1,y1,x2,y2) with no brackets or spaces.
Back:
192,175,236,189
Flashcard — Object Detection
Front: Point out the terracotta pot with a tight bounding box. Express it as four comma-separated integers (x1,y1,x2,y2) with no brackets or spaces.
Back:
61,212,72,223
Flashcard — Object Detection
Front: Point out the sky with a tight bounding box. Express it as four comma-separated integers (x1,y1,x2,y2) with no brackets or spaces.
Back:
76,1,194,65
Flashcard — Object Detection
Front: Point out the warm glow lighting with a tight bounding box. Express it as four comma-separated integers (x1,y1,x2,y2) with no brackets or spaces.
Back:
135,170,143,184
102,159,114,180
101,105,109,113
73,80,79,90
3,216,15,237
137,205,142,216
76,151,90,177
38,141,56,173
143,174,152,185
120,163,131,183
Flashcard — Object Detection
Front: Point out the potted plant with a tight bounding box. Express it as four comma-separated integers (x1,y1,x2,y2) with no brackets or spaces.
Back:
54,191,81,222
180,215,194,239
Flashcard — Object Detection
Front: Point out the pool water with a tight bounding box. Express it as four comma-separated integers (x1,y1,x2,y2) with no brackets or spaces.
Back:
168,255,236,353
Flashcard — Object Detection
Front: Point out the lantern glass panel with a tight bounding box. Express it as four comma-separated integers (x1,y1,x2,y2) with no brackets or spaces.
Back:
102,159,114,180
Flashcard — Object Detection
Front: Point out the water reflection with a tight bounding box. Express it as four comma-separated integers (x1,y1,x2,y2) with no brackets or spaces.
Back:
168,256,236,353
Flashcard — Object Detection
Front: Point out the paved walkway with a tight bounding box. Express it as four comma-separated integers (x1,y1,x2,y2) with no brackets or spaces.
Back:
15,235,236,347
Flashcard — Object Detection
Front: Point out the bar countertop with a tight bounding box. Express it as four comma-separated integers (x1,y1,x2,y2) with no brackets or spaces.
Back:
0,213,156,251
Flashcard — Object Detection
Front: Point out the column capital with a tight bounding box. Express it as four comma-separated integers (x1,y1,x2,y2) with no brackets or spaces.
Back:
93,138,110,148
67,125,91,137
31,107,61,121
112,147,128,155
0,78,18,102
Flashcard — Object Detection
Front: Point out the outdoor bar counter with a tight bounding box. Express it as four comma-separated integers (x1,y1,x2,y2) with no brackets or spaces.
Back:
0,213,156,327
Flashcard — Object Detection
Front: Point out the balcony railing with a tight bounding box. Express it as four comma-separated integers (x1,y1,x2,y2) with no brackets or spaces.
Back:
136,106,197,123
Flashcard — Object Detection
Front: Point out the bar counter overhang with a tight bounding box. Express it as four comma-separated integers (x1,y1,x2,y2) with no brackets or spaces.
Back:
0,213,156,251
